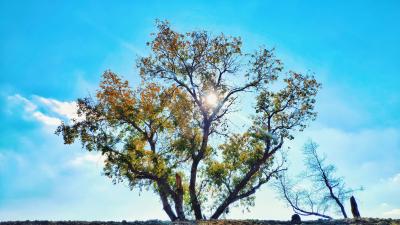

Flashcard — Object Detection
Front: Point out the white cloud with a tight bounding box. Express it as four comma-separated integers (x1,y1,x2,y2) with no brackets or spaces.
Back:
289,126,400,173
32,111,61,126
0,150,27,169
390,173,400,185
34,96,80,121
68,153,106,168
80,15,145,56
281,125,400,218
8,94,37,112
7,94,83,127
383,208,400,218
380,202,390,208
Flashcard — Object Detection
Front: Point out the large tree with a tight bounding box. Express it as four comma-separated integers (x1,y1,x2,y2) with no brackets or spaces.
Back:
56,21,320,221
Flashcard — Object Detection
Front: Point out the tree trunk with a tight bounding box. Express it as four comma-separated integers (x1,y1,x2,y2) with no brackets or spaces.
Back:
322,173,348,218
334,195,348,218
175,173,186,220
189,122,210,220
158,185,177,221
189,157,203,219
350,196,361,218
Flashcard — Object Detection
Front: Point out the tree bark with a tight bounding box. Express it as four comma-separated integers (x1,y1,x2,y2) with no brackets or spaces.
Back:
189,158,202,219
189,121,211,220
350,196,361,218
174,173,186,220
157,184,177,221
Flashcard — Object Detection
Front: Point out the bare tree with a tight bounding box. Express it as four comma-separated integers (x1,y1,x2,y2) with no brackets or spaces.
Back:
277,173,333,219
277,141,357,219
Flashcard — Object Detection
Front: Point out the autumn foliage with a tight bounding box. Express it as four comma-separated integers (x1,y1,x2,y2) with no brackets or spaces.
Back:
56,21,320,221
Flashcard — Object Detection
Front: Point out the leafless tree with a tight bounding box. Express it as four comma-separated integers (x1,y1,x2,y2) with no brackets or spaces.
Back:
277,173,333,219
276,141,358,219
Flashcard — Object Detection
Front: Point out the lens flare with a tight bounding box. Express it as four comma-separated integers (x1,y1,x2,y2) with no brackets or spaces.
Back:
205,93,218,106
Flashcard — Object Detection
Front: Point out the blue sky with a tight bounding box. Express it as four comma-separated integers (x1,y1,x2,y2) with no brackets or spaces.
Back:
1,0,400,220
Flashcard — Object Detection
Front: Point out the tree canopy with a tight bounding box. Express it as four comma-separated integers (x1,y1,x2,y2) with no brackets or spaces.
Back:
56,21,321,221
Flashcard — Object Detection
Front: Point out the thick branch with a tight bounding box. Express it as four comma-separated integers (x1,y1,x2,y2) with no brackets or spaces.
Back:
189,121,210,219
211,140,283,219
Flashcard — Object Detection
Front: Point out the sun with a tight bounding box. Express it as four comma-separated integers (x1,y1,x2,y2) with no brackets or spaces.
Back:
205,92,218,107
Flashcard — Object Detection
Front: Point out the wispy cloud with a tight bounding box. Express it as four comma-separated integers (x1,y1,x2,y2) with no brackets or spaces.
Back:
7,94,81,127
31,111,62,126
67,153,106,168
389,173,400,185
79,15,145,56
0,149,28,169
34,95,80,121
383,208,400,218
8,94,37,112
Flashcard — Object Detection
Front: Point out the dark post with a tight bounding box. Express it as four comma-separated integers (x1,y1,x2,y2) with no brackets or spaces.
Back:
350,196,361,218
291,214,301,224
